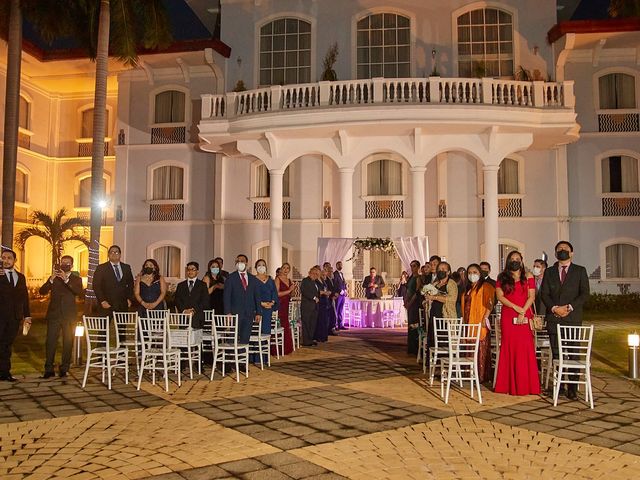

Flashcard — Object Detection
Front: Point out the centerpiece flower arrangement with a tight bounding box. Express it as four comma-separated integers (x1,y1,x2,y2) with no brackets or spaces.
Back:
347,237,396,261
421,283,439,296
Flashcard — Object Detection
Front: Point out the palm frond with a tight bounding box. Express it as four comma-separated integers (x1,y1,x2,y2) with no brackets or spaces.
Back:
15,227,50,249
137,0,173,50
61,233,91,248
60,216,90,232
29,210,55,229
111,0,138,66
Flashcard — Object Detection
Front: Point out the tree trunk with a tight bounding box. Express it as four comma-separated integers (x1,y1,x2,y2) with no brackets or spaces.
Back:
86,0,110,311
1,0,22,249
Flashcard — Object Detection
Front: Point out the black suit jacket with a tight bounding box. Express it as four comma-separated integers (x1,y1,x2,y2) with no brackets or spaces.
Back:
362,275,385,299
175,278,210,328
300,276,319,315
0,270,30,323
540,263,590,325
93,261,135,314
333,270,347,295
40,274,83,322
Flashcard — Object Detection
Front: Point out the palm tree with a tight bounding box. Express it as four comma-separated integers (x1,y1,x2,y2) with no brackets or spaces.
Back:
14,208,90,269
609,0,640,17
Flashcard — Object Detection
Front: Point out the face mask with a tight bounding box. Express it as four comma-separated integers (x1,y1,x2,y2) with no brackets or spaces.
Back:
211,267,220,275
257,265,267,274
532,267,542,276
468,273,480,283
436,270,448,280
508,261,522,272
481,270,489,278
236,262,246,272
556,250,570,261
60,264,72,273
143,267,154,275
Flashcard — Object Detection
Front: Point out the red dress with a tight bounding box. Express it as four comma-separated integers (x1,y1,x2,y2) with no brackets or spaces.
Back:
494,276,540,396
276,278,294,355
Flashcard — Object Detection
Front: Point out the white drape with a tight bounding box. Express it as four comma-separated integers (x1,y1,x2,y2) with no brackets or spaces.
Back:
317,238,354,268
367,159,402,195
606,243,639,278
392,236,429,271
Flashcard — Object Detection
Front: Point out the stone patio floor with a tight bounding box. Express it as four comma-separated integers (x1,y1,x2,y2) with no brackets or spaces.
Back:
1,327,640,479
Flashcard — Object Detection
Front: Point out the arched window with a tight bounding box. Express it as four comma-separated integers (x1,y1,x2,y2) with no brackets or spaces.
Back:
152,165,184,200
81,108,109,138
606,243,639,278
154,90,186,124
254,164,290,197
77,175,107,208
356,12,410,79
369,250,401,279
152,245,181,278
601,155,639,193
15,168,28,204
259,17,311,86
457,8,514,77
497,158,519,194
599,73,636,109
19,96,30,130
256,245,289,266
367,159,402,196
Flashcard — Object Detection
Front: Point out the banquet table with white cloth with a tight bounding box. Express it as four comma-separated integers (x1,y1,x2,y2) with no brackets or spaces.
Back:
344,297,406,328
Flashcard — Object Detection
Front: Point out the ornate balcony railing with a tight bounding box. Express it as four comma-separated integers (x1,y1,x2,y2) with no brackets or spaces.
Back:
597,111,640,132
202,77,573,120
253,201,291,220
482,197,523,217
151,126,186,144
602,197,640,216
365,200,404,219
149,203,184,221
78,141,110,157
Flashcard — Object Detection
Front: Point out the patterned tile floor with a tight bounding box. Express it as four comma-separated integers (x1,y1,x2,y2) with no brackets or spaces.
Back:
1,328,639,479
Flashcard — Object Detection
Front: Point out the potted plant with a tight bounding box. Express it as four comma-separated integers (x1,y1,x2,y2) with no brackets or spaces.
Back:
321,42,339,81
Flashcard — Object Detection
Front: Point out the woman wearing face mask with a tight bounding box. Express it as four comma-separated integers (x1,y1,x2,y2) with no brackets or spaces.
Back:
254,259,279,364
203,259,225,315
275,263,295,355
134,259,167,317
461,263,495,383
494,251,540,396
423,262,458,365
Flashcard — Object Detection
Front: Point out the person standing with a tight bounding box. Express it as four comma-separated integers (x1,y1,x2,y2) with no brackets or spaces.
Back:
300,266,320,346
275,262,294,355
494,251,540,396
203,258,225,315
479,261,496,288
93,245,134,316
175,262,210,329
315,267,331,342
404,260,422,355
532,258,548,316
224,254,261,344
362,267,385,299
254,259,279,362
40,255,83,378
423,261,458,365
134,259,167,317
333,261,348,330
540,241,590,400
214,256,230,280
323,263,338,336
0,249,32,382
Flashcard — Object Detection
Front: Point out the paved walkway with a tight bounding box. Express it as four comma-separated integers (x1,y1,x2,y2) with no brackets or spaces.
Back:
1,328,640,479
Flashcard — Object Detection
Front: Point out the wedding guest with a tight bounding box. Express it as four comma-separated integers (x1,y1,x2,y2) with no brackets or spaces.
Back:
322,263,338,336
134,259,167,317
333,261,348,330
479,261,496,287
425,255,441,284
174,262,209,329
315,267,331,342
254,259,279,364
214,256,230,279
300,266,320,346
93,245,134,316
362,267,384,299
461,263,495,383
275,262,295,355
532,258,548,316
396,271,408,299
224,254,261,344
423,261,457,365
203,258,225,315
494,251,540,396
405,260,422,355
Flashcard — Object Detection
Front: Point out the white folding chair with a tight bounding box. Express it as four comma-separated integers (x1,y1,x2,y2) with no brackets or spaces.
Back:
146,309,170,320
425,317,462,383
249,319,271,369
416,309,426,363
210,314,249,382
381,310,395,328
491,314,502,388
137,315,181,392
392,297,406,326
534,328,553,387
441,322,482,404
270,312,285,358
350,302,363,328
168,312,202,379
288,301,301,351
201,309,215,355
113,311,140,374
552,325,594,408
342,300,351,327
82,315,129,389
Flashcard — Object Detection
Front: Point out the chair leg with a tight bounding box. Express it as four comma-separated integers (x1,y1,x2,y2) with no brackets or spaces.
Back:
124,351,129,385
163,360,169,392
429,351,437,386
177,355,181,387
188,348,193,380
445,365,452,404
82,351,92,388
492,352,500,389
259,342,264,370
137,354,146,390
235,353,240,382
586,367,594,409
475,367,483,404
197,347,202,376
553,366,562,407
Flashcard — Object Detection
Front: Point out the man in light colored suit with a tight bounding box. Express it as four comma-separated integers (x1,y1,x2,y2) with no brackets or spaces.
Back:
223,254,261,344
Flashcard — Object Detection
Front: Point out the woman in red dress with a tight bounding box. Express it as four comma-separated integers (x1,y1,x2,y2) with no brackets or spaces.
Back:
275,263,295,355
494,251,540,396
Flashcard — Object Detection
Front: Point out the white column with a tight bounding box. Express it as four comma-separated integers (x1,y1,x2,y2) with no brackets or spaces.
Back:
269,170,284,276
555,146,570,241
483,165,500,273
339,168,354,280
410,167,426,236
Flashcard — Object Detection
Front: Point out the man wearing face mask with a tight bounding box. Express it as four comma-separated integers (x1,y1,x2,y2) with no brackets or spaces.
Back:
40,255,84,379
479,261,496,288
224,254,261,344
532,259,548,316
540,241,590,400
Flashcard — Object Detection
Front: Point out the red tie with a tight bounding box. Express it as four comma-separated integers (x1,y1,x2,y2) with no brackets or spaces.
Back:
241,273,247,290
560,266,567,284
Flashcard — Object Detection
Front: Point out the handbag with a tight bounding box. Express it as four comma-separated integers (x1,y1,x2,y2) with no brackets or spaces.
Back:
530,302,545,331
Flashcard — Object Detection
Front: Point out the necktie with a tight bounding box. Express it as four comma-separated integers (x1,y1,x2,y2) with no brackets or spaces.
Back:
7,271,15,287
241,273,247,290
114,264,122,281
188,280,194,292
560,266,567,284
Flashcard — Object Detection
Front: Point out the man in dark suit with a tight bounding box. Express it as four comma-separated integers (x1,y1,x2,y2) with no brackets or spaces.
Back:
92,245,134,316
0,249,31,382
223,254,261,344
175,261,210,329
540,240,590,400
479,261,496,288
362,267,385,299
322,262,338,335
333,261,348,330
300,266,320,346
40,255,84,378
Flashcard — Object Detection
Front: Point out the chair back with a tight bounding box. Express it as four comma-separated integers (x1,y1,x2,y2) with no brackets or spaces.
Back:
146,309,169,320
251,318,264,337
113,312,138,348
168,312,194,347
271,311,280,329
491,314,501,346
450,322,481,361
138,316,169,353
382,310,395,324
203,309,215,335
558,325,594,364
214,314,240,346
83,315,111,353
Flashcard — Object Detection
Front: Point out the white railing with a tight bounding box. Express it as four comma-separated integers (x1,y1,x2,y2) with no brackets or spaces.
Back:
202,77,575,120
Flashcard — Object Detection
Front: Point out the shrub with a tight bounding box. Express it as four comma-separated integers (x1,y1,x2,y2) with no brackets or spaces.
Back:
584,293,640,312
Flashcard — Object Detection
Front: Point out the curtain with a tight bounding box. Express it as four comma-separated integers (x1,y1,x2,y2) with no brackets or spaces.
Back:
19,96,29,130
82,109,109,138
599,73,636,109
367,159,402,195
154,246,181,277
622,155,639,192
153,166,184,200
255,165,290,197
603,156,639,193
155,91,186,124
606,244,639,278
15,170,27,203
497,158,518,194
317,238,354,268
370,250,401,278
392,236,429,271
